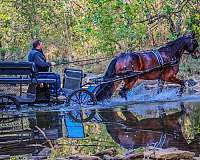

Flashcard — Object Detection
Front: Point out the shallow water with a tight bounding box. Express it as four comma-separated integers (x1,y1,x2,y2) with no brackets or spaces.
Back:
1,83,200,156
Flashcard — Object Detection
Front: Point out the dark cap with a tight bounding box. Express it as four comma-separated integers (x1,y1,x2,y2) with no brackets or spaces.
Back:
32,39,42,48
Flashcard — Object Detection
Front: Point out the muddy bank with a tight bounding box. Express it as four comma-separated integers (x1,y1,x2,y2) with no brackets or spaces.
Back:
40,147,197,160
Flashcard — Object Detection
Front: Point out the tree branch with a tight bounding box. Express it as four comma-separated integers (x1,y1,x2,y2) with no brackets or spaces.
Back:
134,0,189,24
171,0,189,14
35,126,54,149
70,0,84,11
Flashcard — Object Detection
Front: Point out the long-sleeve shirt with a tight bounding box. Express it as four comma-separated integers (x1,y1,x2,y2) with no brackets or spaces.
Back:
28,48,51,72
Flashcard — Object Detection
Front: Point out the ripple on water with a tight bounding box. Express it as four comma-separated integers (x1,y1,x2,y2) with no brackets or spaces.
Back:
99,83,200,108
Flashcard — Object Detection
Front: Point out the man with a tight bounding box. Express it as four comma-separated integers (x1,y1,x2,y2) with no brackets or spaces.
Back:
28,39,55,72
27,39,60,97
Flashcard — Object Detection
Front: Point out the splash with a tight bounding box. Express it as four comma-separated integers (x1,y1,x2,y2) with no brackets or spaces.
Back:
96,82,200,110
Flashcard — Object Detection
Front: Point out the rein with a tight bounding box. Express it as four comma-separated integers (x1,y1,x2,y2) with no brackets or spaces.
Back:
92,59,179,85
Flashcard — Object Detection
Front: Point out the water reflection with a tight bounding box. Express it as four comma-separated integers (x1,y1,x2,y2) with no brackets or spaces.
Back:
1,101,200,156
0,112,63,155
97,102,200,155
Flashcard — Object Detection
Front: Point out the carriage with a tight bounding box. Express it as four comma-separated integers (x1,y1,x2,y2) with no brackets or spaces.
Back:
0,58,190,123
0,61,100,122
0,34,199,123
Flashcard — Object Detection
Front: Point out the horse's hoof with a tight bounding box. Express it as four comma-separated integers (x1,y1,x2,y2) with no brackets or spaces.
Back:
177,90,183,97
157,90,161,94
119,89,127,100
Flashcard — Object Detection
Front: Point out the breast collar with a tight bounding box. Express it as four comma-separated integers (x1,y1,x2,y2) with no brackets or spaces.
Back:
152,49,164,67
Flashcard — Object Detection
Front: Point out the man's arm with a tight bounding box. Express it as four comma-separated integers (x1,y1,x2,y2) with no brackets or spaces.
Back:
33,55,51,68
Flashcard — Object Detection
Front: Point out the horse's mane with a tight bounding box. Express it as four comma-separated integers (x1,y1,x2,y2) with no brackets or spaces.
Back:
123,36,186,54
159,36,186,50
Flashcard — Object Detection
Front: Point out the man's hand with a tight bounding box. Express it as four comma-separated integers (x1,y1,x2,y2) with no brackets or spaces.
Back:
50,62,56,66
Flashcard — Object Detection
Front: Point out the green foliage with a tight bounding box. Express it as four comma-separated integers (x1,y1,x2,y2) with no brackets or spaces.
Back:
0,0,199,70
0,1,199,157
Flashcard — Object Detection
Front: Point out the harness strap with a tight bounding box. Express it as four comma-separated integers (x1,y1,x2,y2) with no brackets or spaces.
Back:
154,132,167,148
152,49,164,67
152,49,164,81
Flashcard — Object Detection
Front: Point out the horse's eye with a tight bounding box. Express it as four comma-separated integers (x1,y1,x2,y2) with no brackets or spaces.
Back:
192,39,198,48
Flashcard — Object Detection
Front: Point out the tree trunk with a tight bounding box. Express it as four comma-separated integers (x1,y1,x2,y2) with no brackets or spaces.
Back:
0,40,5,61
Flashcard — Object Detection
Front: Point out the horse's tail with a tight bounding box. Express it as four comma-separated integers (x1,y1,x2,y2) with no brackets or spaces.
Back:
95,57,117,101
103,57,117,79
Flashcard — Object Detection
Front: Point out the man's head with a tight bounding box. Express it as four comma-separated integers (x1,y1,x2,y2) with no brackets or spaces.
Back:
32,39,43,49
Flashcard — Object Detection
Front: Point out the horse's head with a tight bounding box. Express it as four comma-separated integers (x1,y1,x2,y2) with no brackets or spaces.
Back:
184,33,199,59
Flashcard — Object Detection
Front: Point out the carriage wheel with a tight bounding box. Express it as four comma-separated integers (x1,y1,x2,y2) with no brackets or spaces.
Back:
66,89,97,122
0,95,21,111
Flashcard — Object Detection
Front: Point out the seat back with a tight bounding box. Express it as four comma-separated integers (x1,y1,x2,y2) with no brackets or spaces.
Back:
0,61,37,98
0,61,37,76
63,68,83,90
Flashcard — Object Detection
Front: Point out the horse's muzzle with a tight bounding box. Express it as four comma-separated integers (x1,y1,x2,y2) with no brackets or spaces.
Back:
191,49,200,59
191,54,198,59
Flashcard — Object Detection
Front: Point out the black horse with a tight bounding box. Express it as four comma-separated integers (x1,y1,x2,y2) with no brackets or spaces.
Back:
96,33,199,101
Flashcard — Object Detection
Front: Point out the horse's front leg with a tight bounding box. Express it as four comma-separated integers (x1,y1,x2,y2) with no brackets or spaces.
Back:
165,76,185,96
157,79,165,94
119,78,138,100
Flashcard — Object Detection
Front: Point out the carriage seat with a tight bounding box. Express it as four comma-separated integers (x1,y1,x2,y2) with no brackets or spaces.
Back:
0,61,56,84
0,61,60,103
62,68,83,96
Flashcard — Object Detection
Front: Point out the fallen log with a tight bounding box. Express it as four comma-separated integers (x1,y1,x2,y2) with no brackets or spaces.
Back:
125,153,144,160
144,147,195,160
67,155,102,160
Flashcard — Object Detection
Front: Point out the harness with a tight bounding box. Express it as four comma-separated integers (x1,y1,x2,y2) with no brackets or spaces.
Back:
152,49,164,67
152,49,164,81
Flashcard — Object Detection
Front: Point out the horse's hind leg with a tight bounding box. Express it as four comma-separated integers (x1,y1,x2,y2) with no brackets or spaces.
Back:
119,78,138,99
119,86,128,99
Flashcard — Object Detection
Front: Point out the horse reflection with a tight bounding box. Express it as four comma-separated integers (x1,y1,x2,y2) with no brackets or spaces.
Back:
98,104,200,155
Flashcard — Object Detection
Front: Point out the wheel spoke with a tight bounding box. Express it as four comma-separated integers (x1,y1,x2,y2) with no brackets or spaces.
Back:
70,98,79,104
78,91,82,103
83,98,93,105
82,93,89,103
75,93,81,104
67,90,96,122
72,111,82,120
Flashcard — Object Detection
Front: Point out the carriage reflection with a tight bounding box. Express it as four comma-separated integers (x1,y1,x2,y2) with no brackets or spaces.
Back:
0,112,63,155
1,102,200,156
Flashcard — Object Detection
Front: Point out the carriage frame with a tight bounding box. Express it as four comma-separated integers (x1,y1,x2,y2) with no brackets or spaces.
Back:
0,60,177,122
